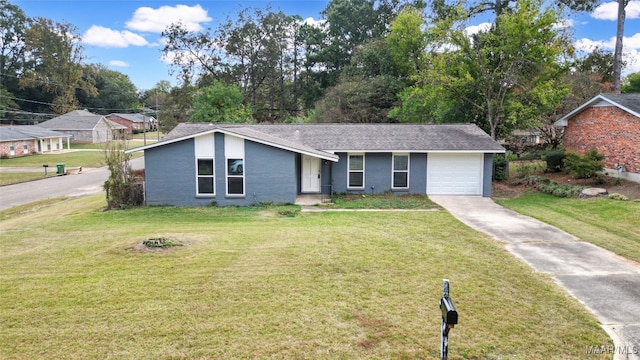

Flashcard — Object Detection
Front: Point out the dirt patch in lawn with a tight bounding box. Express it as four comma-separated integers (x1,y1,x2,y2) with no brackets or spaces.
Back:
493,172,640,200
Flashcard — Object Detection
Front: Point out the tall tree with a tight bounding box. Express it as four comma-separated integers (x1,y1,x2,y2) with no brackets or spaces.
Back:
621,72,640,93
395,0,571,139
188,81,253,123
612,0,630,92
79,64,140,114
0,0,29,92
20,17,96,114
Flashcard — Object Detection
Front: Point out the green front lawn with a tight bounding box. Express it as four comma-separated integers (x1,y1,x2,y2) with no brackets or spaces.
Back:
497,193,640,264
0,172,56,186
0,151,105,168
0,196,611,359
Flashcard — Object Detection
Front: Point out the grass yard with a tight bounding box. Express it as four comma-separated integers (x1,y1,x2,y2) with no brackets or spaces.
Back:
0,151,105,168
0,196,611,359
0,172,56,186
497,193,640,264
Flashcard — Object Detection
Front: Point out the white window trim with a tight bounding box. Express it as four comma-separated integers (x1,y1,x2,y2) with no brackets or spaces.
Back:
392,153,410,189
225,157,245,197
195,157,215,197
347,153,365,189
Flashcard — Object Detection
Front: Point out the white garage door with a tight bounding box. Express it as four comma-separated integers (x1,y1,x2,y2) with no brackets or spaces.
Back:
427,153,483,195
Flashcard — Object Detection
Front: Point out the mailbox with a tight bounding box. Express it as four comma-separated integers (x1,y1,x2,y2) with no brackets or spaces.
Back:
440,297,457,325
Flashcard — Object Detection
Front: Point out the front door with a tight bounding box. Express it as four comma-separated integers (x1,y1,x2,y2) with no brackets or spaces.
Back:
301,155,321,193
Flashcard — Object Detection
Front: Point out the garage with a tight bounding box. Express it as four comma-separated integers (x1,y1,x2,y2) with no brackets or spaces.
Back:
427,153,483,195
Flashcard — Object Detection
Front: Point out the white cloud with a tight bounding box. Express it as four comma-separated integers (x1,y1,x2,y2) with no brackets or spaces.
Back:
109,60,129,67
126,4,211,33
575,33,640,75
464,22,491,36
300,17,325,28
591,1,640,20
553,19,573,30
83,25,148,48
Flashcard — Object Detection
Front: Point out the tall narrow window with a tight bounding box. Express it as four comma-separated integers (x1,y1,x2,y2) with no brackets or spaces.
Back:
195,133,215,196
23,141,28,154
225,135,245,196
392,154,409,189
197,158,215,195
227,158,244,195
348,154,364,189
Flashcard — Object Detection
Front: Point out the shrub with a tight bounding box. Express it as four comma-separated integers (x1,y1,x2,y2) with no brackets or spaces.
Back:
512,161,546,178
563,149,604,179
544,150,565,173
493,154,508,181
537,180,584,198
608,193,628,201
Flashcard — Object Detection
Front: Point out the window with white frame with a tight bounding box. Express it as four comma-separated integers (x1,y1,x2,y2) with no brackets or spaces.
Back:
23,141,28,154
225,135,244,196
392,154,409,189
348,153,364,188
197,159,215,195
195,134,215,196
9,142,15,156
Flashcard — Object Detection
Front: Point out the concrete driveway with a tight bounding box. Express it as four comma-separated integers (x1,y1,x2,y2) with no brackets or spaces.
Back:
430,196,640,360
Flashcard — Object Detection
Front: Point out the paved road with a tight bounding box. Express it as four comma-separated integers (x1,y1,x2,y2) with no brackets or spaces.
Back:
430,196,640,360
0,157,144,211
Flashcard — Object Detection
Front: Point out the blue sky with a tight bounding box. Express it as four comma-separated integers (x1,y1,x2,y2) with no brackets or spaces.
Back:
12,0,640,91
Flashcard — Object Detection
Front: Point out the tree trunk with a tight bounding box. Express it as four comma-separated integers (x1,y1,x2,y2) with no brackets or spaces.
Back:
612,0,627,93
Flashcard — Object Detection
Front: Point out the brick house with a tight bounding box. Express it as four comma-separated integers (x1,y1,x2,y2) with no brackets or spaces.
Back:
106,113,157,132
0,125,70,158
554,93,640,183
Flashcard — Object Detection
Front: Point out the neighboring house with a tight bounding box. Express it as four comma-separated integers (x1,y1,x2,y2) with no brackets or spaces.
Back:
126,123,505,207
39,110,127,143
554,93,640,183
0,125,71,158
106,113,157,132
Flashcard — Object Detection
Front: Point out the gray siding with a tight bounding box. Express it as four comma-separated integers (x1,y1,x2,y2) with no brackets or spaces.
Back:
482,153,494,197
331,152,428,195
144,134,299,207
215,136,298,206
145,138,207,206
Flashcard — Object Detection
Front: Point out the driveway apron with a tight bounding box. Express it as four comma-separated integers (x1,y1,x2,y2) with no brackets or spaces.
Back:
430,195,640,360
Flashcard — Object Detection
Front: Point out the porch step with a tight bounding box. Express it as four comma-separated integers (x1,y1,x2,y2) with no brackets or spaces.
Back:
295,194,331,205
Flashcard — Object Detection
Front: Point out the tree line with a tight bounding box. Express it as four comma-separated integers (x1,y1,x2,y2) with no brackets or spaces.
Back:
1,0,638,141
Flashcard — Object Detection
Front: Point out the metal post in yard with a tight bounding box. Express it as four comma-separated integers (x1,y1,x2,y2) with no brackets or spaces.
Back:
440,279,458,360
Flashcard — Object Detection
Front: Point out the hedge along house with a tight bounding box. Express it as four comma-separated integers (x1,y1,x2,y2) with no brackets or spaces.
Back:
554,93,640,183
126,123,506,206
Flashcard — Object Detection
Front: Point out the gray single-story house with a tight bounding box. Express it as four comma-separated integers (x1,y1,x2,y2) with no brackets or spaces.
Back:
39,110,128,143
0,125,71,158
126,123,505,206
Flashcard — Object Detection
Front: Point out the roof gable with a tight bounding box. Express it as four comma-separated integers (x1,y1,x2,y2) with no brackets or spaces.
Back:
39,109,106,130
555,93,640,126
127,123,504,158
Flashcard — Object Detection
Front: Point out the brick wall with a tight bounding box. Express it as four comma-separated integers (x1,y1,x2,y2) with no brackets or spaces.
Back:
0,140,36,158
564,106,640,175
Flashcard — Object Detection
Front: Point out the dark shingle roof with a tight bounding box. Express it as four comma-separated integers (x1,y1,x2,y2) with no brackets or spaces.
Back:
601,93,640,115
39,110,128,130
0,125,69,142
132,123,504,158
556,93,640,125
107,113,155,123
